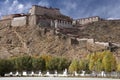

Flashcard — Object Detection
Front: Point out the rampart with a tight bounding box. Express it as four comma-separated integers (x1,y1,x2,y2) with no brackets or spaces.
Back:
0,5,73,28
74,16,102,25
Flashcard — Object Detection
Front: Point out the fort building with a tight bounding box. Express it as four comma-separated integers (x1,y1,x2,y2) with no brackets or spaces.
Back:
0,5,120,54
28,5,73,28
0,5,73,28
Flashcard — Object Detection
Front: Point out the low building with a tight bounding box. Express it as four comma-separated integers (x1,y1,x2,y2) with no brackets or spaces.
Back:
11,16,28,27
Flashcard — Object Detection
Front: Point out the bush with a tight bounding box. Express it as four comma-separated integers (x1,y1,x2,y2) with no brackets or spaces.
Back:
0,59,13,76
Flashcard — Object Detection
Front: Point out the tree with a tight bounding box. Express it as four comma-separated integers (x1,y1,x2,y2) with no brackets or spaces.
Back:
14,55,33,72
102,51,117,72
47,57,60,71
41,54,52,70
89,52,104,72
117,64,120,72
32,56,46,71
68,59,79,73
58,57,70,71
9,57,18,71
0,59,13,76
95,58,103,72
79,59,89,71
89,53,98,71
47,57,70,72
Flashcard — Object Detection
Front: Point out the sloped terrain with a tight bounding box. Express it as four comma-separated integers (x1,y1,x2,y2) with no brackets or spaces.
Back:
79,20,120,43
0,25,88,59
0,20,120,59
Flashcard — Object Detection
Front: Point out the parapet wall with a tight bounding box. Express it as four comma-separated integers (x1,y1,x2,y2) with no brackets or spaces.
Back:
69,38,113,52
75,16,101,25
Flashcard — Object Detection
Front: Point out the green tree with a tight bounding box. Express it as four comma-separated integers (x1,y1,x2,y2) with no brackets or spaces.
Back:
32,56,46,71
41,54,52,70
47,57,60,71
58,57,70,71
0,59,13,76
95,58,103,72
89,52,104,72
102,51,116,72
89,53,98,71
79,59,89,71
14,55,33,72
9,57,18,71
47,57,70,72
117,63,120,72
69,59,79,73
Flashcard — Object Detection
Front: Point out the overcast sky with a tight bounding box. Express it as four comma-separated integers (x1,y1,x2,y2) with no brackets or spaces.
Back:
0,0,120,19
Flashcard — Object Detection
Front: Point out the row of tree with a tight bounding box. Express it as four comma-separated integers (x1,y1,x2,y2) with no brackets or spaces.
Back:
0,51,120,76
0,55,70,76
69,51,120,74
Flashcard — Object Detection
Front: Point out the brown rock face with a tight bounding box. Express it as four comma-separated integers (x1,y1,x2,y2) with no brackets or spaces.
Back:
0,25,88,59
0,20,120,60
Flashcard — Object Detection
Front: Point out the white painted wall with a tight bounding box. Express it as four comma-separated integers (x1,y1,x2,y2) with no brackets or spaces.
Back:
11,16,27,27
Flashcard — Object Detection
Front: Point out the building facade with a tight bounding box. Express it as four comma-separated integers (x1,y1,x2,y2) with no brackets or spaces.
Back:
28,5,73,28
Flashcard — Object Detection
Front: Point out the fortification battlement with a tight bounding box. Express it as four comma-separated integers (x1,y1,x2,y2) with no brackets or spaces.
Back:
73,16,102,25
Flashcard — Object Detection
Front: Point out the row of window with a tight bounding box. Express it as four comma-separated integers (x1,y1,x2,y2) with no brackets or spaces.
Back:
56,20,72,24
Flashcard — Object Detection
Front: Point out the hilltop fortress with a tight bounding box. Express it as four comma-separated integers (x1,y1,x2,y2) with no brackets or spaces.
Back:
0,5,120,59
0,5,73,28
0,5,103,28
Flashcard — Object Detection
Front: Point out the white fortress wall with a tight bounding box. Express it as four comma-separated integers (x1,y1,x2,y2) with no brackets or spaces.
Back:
11,16,27,27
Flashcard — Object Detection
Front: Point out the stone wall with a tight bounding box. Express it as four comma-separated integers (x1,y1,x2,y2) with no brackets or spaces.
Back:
29,5,61,16
75,16,101,25
54,20,72,28
11,16,27,27
77,38,88,48
28,15,37,26
86,39,109,52
70,38,112,52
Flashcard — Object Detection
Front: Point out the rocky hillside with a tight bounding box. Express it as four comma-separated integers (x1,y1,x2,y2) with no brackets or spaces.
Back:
0,20,120,59
0,25,88,59
79,20,120,43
